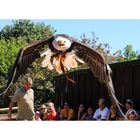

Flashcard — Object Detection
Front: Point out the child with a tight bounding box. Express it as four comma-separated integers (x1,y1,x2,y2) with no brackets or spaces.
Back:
35,111,41,121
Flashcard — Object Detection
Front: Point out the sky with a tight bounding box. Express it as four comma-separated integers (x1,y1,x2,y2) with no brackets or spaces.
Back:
0,19,140,54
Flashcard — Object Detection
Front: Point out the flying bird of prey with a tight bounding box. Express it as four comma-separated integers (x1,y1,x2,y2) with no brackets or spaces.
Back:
0,34,127,119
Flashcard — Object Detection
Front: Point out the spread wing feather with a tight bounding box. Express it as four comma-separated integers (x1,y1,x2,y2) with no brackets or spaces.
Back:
0,37,54,96
72,41,108,84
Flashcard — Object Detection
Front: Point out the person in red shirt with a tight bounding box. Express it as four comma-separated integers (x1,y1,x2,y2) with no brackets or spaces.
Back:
44,102,60,120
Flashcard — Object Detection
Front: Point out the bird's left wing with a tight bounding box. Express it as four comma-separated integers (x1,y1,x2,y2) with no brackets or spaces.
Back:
72,41,108,84
0,36,54,96
72,41,127,119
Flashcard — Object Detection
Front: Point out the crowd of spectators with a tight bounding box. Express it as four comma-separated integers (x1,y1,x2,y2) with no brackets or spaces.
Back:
35,98,139,121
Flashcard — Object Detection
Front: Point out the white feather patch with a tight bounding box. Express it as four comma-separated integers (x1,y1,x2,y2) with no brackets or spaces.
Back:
40,49,51,57
74,55,85,64
41,50,84,73
63,52,84,70
53,55,63,74
41,49,54,70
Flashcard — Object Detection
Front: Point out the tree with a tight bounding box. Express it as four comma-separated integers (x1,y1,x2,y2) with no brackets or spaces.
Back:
0,20,55,43
0,37,27,77
113,44,140,62
0,20,55,77
123,45,138,61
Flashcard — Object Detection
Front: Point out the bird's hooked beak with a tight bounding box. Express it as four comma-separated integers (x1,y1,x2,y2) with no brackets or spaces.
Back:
58,40,65,46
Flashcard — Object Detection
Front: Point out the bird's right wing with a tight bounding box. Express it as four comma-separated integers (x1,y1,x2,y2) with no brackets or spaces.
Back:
0,36,54,96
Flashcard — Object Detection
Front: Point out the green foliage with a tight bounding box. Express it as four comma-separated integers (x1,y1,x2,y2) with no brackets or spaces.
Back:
123,45,138,60
113,44,140,62
0,20,55,43
0,37,27,77
0,19,55,78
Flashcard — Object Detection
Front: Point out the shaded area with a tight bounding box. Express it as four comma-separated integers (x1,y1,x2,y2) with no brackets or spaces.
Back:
55,59,140,112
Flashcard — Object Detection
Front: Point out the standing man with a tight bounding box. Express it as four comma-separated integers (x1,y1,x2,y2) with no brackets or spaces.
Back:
8,77,35,120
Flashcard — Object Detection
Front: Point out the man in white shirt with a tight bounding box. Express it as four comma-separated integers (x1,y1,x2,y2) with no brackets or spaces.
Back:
93,98,110,120
8,77,35,120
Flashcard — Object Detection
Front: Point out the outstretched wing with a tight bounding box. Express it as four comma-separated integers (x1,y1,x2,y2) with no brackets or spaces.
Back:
72,41,127,119
72,41,108,84
0,36,54,96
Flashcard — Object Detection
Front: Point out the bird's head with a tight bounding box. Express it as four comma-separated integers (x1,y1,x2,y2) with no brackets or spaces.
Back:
52,36,72,51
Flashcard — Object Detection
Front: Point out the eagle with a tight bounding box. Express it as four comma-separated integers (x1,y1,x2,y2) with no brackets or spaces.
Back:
0,34,127,119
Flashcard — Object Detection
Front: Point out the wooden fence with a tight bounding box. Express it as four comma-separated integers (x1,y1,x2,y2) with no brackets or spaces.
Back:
0,107,17,120
54,59,140,112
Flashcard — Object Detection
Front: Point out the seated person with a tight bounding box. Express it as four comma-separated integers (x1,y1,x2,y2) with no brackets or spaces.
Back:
93,98,110,120
60,102,75,120
35,111,41,121
77,104,87,120
44,102,60,120
39,104,47,120
108,105,121,120
83,107,94,120
128,111,138,120
125,99,139,120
